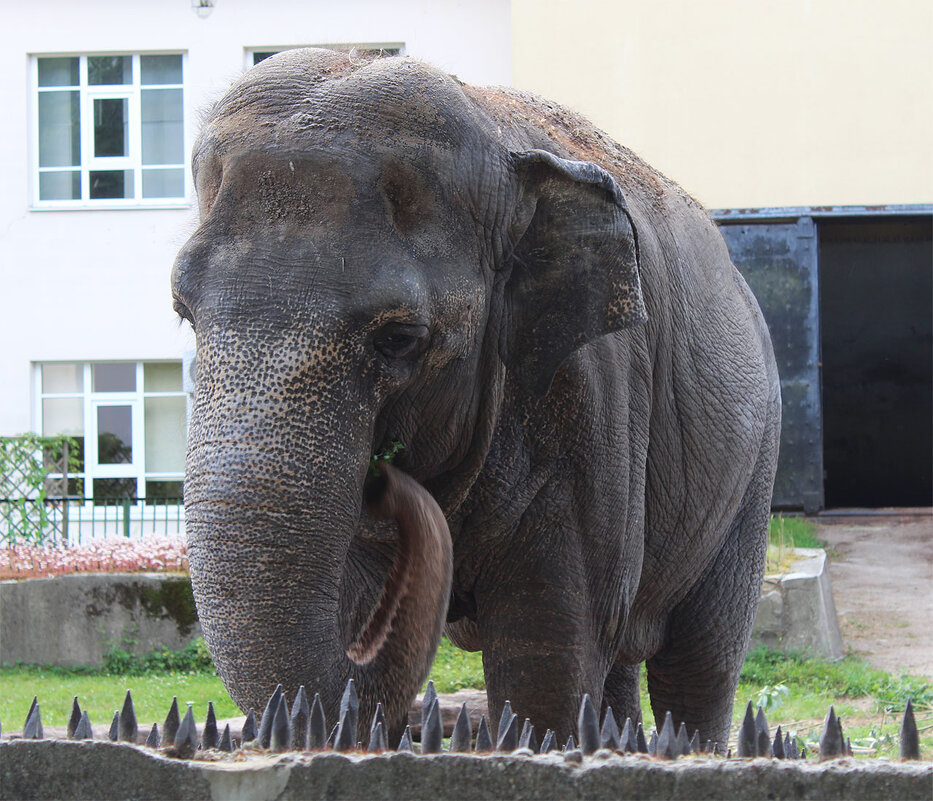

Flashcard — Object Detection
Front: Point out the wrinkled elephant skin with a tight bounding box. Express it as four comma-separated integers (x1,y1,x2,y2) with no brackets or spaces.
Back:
172,49,781,748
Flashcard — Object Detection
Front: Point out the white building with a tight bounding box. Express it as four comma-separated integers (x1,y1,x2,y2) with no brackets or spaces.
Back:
0,0,511,531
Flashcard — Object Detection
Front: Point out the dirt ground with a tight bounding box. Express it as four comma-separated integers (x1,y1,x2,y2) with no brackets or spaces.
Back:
816,511,932,679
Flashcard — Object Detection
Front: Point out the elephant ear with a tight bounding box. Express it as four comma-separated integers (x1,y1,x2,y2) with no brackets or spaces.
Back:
502,149,648,397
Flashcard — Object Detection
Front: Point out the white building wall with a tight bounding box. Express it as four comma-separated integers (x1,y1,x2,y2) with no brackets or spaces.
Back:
0,0,512,435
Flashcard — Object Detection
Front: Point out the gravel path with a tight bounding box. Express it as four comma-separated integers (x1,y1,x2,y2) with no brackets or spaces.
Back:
816,512,932,678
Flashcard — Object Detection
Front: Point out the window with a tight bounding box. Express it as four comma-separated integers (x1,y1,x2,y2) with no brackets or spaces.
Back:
36,361,187,503
248,44,403,69
34,54,186,206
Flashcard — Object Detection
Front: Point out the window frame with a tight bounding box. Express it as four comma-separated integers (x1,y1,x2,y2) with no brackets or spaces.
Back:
30,52,190,210
34,360,188,504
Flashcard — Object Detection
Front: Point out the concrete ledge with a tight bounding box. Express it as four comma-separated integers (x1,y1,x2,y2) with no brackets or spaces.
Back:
0,573,200,667
1,741,930,801
752,548,844,660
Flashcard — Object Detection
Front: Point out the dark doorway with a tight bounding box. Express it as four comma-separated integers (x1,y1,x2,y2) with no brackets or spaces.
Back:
819,217,933,508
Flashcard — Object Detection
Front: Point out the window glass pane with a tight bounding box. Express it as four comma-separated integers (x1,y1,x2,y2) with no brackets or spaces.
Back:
141,54,182,85
39,170,81,201
38,57,79,87
88,55,132,85
142,169,184,199
93,97,129,157
93,477,137,503
42,398,84,435
145,480,184,503
38,91,80,167
42,362,84,393
145,397,186,473
93,363,136,392
144,362,183,392
90,169,134,199
141,88,183,164
97,405,133,464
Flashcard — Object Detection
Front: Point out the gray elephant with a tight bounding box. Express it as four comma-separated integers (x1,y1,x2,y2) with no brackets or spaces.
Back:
172,48,780,749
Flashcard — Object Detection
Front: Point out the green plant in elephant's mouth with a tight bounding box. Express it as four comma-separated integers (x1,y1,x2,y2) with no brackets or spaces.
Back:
367,441,405,481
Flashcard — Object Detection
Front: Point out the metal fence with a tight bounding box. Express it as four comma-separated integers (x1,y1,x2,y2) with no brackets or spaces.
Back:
0,497,185,547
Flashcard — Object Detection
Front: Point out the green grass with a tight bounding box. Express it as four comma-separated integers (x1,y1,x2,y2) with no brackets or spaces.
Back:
3,637,928,759
768,515,823,550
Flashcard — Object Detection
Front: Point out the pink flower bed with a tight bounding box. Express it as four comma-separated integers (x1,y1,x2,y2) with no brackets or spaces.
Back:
0,536,188,580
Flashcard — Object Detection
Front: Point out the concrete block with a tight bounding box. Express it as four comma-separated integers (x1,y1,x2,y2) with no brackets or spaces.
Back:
752,549,844,660
0,573,200,667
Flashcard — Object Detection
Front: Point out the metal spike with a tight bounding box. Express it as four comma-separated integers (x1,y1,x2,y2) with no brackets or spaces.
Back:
727,747,732,759
784,732,796,760
518,718,537,752
258,684,283,749
23,704,42,740
635,722,648,754
67,697,82,739
241,708,258,744
369,702,387,745
800,745,807,760
600,707,621,750
108,711,120,742
497,701,513,742
201,701,219,749
688,729,699,756
396,724,414,752
163,697,180,745
620,717,636,753
737,701,757,757
290,686,310,751
74,710,93,740
367,720,387,752
475,715,493,752
218,723,233,752
655,712,677,760
703,739,714,754
174,704,198,759
119,691,138,744
900,698,920,760
577,694,600,755
563,734,576,752
422,698,443,754
309,694,327,749
755,705,771,757
449,703,472,753
270,694,292,752
497,712,519,752
146,723,160,749
647,729,657,756
540,729,558,754
819,706,844,760
772,725,785,759
23,696,37,733
676,722,691,756
422,681,437,727
326,723,338,750
335,679,358,752
846,736,853,757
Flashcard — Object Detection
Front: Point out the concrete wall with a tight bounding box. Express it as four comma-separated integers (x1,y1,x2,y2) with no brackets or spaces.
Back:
512,0,933,210
1,742,930,801
0,573,200,667
0,0,511,436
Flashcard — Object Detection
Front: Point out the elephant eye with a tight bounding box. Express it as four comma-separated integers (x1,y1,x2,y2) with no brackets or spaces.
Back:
374,323,430,360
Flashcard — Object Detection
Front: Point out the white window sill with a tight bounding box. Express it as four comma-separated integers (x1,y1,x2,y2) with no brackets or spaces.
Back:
31,201,193,212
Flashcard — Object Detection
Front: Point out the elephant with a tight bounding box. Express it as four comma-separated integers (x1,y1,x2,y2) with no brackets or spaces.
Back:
171,47,781,749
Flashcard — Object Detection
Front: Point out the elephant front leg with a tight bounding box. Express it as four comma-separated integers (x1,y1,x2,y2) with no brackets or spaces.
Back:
477,575,606,745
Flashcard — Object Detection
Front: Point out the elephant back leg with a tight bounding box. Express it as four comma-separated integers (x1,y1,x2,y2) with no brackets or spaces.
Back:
602,662,642,732
645,418,779,750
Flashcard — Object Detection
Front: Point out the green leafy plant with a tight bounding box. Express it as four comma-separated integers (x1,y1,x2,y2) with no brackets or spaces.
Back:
755,682,789,712
368,440,405,480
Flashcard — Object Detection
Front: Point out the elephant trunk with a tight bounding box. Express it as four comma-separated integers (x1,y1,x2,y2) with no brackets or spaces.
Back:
185,439,452,743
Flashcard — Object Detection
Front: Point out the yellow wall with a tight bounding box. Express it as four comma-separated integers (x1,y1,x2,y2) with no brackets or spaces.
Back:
512,0,933,209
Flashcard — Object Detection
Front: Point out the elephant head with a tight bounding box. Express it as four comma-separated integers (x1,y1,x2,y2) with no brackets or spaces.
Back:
171,49,647,738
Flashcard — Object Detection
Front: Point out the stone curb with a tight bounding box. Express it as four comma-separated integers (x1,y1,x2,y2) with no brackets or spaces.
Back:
2,740,930,801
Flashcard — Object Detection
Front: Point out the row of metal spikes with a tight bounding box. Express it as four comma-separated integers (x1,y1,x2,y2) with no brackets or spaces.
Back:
11,680,922,761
